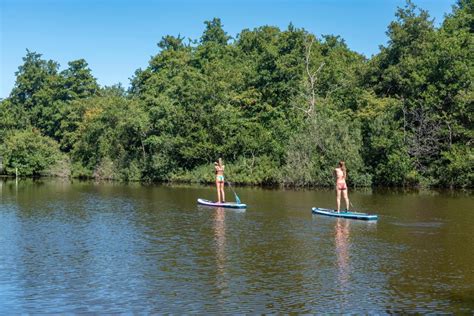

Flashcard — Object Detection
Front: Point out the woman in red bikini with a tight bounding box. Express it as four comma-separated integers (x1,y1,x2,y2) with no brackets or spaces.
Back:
334,161,350,213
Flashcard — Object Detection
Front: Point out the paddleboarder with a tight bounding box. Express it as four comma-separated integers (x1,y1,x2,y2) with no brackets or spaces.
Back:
334,160,350,213
215,158,225,203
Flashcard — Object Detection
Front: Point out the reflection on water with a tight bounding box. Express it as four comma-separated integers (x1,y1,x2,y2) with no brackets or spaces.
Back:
0,179,472,313
335,219,350,289
214,207,227,292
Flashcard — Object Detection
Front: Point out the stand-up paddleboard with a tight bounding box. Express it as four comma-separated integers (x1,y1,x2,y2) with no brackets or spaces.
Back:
312,207,377,221
197,198,247,209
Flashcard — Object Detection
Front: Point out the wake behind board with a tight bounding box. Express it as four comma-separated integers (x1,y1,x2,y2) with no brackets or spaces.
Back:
197,198,247,209
312,207,377,221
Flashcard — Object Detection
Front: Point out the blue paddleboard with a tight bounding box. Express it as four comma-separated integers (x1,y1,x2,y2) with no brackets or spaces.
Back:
197,198,247,209
312,207,377,221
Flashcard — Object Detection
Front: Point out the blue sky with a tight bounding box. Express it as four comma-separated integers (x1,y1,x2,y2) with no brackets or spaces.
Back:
1,0,455,98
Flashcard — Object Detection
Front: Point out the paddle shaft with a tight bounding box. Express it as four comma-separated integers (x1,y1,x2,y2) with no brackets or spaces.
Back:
349,201,356,211
226,181,241,204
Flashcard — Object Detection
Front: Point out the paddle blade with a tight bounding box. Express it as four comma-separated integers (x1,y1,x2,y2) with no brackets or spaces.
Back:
234,193,241,204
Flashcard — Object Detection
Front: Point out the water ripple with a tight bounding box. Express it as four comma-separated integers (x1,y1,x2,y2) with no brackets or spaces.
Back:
0,181,472,313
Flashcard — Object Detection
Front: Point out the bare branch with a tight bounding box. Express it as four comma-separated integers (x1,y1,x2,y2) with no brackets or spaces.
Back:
296,35,325,118
406,106,442,171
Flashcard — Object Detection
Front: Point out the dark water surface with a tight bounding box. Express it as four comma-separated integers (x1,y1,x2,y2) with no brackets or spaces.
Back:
0,179,472,313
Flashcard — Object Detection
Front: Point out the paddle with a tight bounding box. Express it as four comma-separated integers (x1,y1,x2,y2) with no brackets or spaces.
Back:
349,201,357,212
226,181,241,204
349,201,368,214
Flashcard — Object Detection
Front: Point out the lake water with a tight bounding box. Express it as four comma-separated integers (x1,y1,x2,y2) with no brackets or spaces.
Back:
0,179,472,313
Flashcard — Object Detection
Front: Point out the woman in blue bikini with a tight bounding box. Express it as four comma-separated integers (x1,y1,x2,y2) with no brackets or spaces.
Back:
215,158,225,203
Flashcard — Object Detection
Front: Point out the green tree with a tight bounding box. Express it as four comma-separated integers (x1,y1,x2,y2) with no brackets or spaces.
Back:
60,59,99,100
9,50,62,136
357,92,418,186
2,9,471,188
1,129,62,176
201,18,231,45
283,108,371,187
71,96,149,180
362,1,473,187
0,99,29,140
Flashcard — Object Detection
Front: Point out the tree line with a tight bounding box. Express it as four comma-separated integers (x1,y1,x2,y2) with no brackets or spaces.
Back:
0,1,472,188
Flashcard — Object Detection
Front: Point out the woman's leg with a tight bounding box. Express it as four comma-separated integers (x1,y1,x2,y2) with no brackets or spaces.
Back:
216,181,221,203
343,190,350,211
336,188,341,212
220,182,225,202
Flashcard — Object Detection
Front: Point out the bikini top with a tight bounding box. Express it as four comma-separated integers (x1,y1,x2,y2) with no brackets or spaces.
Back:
215,165,224,174
336,168,345,180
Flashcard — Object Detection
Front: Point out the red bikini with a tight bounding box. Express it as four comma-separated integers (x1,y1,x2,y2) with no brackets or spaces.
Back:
337,182,347,190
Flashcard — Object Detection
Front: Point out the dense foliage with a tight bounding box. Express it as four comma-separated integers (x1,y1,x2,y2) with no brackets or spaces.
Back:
1,2,472,188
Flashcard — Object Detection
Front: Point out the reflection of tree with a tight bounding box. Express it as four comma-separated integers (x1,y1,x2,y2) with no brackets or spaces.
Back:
335,218,350,288
214,207,227,292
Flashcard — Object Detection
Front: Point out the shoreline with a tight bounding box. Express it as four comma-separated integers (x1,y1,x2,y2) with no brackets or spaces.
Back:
1,175,472,192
